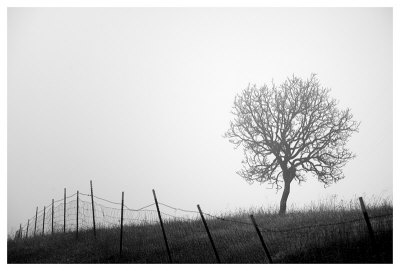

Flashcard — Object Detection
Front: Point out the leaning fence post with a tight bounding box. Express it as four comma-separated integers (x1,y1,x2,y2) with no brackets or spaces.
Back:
26,219,29,239
197,204,221,263
52,199,54,235
42,206,46,236
119,191,124,257
64,188,66,233
152,189,172,263
34,206,38,237
76,190,79,239
359,197,376,244
90,180,96,239
249,214,273,263
358,196,382,262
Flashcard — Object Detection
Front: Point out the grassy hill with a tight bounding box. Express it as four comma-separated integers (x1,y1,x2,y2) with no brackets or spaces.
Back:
8,198,392,263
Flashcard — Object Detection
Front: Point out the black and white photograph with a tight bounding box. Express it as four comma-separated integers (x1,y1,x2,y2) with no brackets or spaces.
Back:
3,1,397,265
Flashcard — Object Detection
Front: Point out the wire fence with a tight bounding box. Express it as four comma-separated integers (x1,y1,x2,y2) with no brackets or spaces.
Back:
13,184,393,263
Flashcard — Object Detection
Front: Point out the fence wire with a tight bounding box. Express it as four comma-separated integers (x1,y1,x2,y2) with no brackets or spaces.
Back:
15,191,393,263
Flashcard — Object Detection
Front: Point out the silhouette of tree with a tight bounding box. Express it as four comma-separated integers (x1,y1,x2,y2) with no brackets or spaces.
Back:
225,74,360,214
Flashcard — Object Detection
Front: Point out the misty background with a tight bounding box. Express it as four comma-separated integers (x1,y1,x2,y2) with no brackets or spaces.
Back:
7,8,392,234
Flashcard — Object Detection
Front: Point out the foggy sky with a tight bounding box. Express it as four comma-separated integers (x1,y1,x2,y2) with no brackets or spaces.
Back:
7,8,392,233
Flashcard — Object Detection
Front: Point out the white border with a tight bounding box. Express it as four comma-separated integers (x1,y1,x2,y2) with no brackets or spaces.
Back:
1,1,397,270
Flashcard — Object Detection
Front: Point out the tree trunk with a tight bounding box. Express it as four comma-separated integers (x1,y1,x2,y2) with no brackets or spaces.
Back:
279,168,296,215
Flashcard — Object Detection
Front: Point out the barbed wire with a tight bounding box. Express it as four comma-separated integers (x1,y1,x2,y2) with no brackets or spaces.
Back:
158,202,199,214
124,203,156,211
16,188,393,243
258,213,393,234
159,211,182,219
53,198,64,204
43,194,394,233
93,200,121,211
79,192,91,197
66,192,77,200
93,195,120,205
45,202,53,209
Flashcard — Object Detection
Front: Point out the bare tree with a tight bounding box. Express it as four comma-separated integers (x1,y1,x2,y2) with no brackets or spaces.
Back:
225,74,360,214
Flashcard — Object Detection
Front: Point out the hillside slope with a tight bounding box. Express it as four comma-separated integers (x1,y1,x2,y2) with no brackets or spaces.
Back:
8,202,392,263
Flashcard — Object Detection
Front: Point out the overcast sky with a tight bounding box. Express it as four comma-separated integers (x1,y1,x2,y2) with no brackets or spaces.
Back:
7,8,392,233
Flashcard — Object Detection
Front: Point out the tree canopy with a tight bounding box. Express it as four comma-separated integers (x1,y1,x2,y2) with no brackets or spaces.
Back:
225,74,360,214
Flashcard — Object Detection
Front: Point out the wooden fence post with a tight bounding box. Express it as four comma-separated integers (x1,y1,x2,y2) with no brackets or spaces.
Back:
52,199,54,235
358,196,382,262
120,191,124,257
249,215,273,263
359,197,376,245
26,219,29,239
34,206,38,237
197,204,221,263
19,224,22,239
152,189,172,263
64,188,66,233
76,190,79,239
42,206,46,236
90,180,96,239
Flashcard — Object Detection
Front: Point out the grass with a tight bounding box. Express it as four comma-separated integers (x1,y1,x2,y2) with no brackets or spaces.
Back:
8,197,393,263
